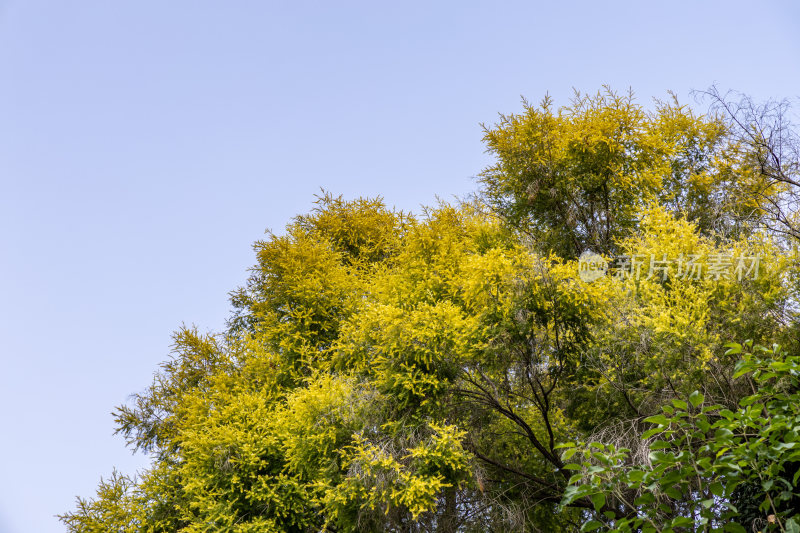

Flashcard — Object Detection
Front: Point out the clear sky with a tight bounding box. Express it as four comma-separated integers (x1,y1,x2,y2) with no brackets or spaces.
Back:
0,1,798,531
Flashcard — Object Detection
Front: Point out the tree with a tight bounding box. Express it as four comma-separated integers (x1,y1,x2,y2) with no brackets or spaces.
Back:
701,87,800,245
62,89,800,532
479,88,778,258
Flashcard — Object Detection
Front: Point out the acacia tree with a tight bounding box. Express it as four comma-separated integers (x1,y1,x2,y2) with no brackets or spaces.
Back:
479,88,800,530
62,89,800,532
479,88,778,258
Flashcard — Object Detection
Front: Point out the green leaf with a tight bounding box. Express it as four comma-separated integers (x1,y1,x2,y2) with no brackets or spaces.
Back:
644,414,670,426
668,516,694,527
671,399,688,411
718,409,735,420
641,428,663,439
627,470,645,483
786,518,800,533
689,391,704,408
724,342,742,355
715,427,734,440
649,440,671,450
591,492,605,512
733,360,753,379
581,520,604,532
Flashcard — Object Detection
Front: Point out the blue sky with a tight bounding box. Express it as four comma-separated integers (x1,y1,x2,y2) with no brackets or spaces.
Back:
0,1,798,531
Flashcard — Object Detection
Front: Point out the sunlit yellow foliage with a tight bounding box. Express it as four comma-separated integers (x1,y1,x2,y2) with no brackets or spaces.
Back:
480,88,781,258
63,90,800,532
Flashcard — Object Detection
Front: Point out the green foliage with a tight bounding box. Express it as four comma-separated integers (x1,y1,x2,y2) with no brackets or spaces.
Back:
561,342,800,531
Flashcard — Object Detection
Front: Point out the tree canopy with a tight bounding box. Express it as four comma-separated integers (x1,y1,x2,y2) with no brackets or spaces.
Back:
62,89,800,532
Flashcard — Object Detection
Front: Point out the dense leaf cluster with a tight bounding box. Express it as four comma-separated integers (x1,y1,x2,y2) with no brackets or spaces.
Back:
62,90,800,532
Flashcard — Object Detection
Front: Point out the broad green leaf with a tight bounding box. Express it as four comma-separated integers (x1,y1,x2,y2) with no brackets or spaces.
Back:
581,520,604,532
724,342,742,355
591,492,605,512
689,391,704,408
644,414,671,426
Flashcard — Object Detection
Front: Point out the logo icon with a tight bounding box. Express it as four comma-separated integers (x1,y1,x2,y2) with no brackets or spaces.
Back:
578,251,608,282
